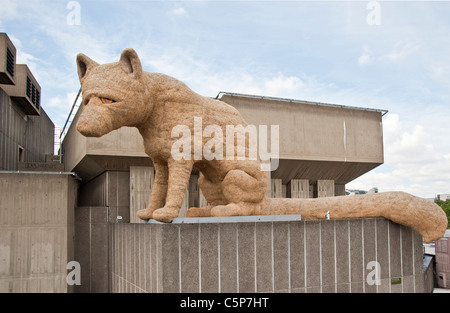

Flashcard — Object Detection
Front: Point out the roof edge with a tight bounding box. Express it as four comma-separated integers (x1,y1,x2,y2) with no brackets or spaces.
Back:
215,91,389,116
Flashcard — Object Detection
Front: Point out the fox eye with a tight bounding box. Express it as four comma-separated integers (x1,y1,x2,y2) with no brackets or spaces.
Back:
100,97,116,104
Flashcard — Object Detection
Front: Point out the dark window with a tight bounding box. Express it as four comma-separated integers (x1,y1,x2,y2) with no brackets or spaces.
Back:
18,146,24,162
6,46,15,78
26,75,40,110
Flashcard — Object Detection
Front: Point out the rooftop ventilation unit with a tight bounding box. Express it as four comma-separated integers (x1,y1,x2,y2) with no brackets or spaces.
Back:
0,64,41,115
0,33,16,85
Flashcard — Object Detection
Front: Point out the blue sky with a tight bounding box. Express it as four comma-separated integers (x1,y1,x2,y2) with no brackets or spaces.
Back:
1,0,449,198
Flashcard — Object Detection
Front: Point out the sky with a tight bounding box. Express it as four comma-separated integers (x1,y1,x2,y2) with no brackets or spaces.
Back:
0,0,449,198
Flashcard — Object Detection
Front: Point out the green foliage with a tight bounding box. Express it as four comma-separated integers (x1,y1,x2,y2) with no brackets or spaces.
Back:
435,199,450,228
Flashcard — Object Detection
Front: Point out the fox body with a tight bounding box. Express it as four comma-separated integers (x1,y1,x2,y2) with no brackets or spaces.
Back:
76,48,447,243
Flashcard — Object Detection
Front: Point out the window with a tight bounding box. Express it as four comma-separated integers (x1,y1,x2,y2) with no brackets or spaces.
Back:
6,45,15,78
18,145,24,162
26,75,40,110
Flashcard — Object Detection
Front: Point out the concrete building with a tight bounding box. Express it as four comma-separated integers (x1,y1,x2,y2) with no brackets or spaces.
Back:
0,33,54,171
3,31,435,294
62,91,386,223
437,194,450,201
0,33,77,292
60,87,389,292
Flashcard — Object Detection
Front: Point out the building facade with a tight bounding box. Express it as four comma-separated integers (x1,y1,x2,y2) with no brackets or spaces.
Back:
0,33,54,171
0,33,76,293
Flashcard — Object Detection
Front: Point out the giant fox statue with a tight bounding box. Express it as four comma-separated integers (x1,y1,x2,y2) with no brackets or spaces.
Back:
75,48,447,243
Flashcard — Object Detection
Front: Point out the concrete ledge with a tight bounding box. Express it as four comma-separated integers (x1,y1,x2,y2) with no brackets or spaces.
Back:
145,214,302,224
110,217,425,293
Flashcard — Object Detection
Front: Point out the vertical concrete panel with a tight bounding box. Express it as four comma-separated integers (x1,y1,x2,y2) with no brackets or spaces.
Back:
74,207,90,293
91,222,109,292
179,224,198,292
0,174,74,293
376,218,389,279
321,220,335,289
188,175,200,208
255,222,273,292
143,223,151,293
219,223,238,293
389,222,402,278
334,184,346,196
400,226,413,276
317,180,335,198
335,220,349,285
238,223,255,292
200,223,219,292
138,224,145,291
273,222,289,292
287,179,309,199
130,166,154,223
349,219,363,290
151,224,160,292
0,231,11,278
289,221,305,291
363,219,376,292
178,187,189,218
305,221,320,288
270,179,283,198
412,230,424,293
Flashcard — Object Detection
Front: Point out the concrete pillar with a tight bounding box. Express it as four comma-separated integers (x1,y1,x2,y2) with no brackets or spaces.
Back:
287,179,309,198
198,173,209,207
270,179,283,198
317,180,335,198
335,184,346,196
178,188,190,218
188,175,199,208
129,166,154,223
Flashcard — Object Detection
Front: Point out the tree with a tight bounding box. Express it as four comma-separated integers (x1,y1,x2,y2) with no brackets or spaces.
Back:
435,199,450,228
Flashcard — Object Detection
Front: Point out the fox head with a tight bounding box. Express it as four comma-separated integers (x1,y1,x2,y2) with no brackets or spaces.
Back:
76,48,151,137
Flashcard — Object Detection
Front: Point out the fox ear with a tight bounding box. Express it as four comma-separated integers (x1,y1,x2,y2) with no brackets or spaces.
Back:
120,48,143,79
76,53,99,80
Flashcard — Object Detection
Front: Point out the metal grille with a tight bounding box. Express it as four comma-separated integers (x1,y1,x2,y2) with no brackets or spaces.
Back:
26,75,40,110
6,46,15,78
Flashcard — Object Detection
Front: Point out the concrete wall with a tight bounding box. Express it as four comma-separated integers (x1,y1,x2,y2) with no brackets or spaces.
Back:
74,206,109,293
0,173,77,292
220,94,384,163
0,87,54,170
78,171,130,223
109,217,425,293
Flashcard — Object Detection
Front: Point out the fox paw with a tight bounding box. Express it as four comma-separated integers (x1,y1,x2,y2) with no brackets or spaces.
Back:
152,207,179,223
186,206,213,217
136,208,153,220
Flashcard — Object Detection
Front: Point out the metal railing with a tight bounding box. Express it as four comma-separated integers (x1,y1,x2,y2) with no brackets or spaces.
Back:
57,87,82,163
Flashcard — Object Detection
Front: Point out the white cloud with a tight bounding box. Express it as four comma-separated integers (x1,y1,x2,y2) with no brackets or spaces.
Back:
169,7,188,16
382,40,421,62
264,74,304,96
348,113,450,198
358,47,374,66
47,92,79,109
0,0,18,24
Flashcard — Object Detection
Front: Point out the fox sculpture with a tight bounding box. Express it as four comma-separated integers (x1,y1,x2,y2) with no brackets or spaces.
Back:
75,48,447,243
